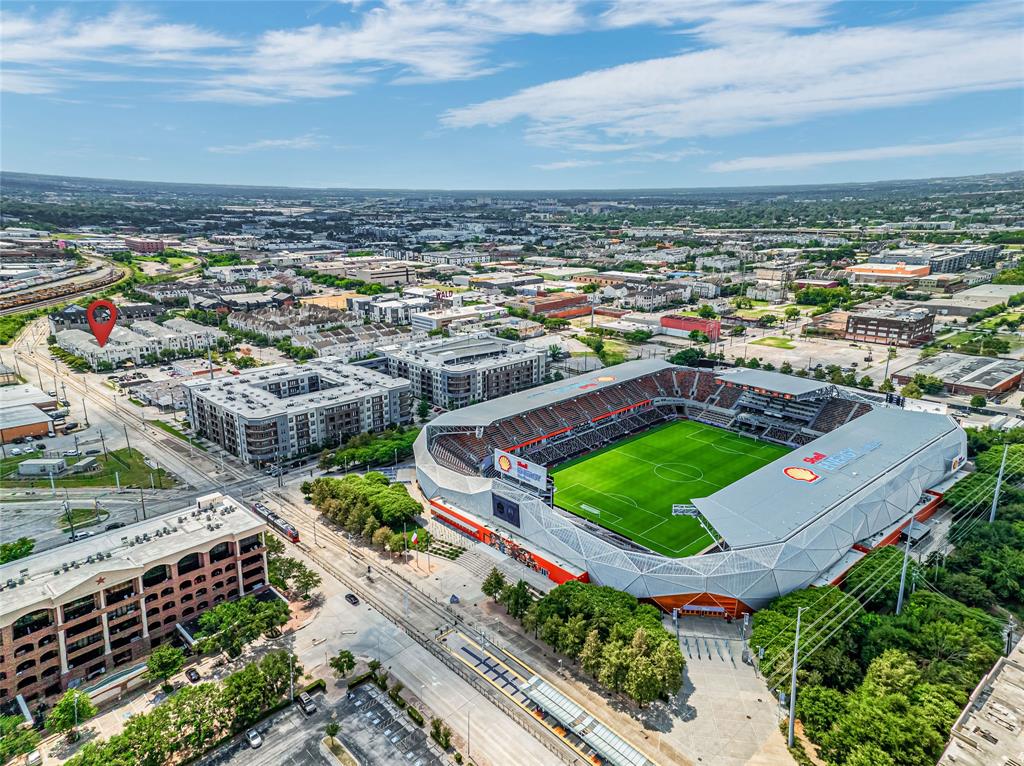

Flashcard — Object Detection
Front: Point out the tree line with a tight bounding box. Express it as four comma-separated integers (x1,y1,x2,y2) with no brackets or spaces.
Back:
483,572,684,707
64,650,303,766
752,519,1011,765
307,473,431,554
318,426,419,470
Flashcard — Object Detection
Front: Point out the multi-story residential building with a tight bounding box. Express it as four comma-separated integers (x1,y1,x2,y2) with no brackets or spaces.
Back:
293,324,420,361
618,284,690,311
55,319,226,369
226,305,350,341
418,251,491,266
868,244,1001,274
379,333,546,408
347,295,433,324
410,305,505,332
746,284,788,303
845,306,935,346
0,494,268,705
48,302,162,334
183,359,411,465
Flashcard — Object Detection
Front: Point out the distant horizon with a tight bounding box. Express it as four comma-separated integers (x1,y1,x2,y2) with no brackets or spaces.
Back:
2,2,1022,188
4,168,1022,197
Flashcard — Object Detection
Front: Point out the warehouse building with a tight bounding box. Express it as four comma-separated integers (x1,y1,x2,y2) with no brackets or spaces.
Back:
892,353,1024,398
183,358,411,465
0,494,268,705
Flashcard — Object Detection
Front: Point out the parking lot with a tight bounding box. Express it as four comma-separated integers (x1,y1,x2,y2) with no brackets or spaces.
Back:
195,685,442,766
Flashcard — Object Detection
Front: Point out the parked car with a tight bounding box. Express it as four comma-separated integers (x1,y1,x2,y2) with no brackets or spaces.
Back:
10,448,22,456
64,422,79,431
185,668,201,684
344,593,360,606
245,729,263,749
47,390,57,397
69,531,93,542
105,522,126,531
63,449,80,457
296,692,317,716
85,449,100,455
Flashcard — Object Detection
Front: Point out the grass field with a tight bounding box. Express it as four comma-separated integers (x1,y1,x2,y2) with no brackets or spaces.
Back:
551,420,789,557
751,336,796,349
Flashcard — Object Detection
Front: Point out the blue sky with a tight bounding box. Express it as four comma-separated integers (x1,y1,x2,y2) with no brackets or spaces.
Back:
2,0,1022,189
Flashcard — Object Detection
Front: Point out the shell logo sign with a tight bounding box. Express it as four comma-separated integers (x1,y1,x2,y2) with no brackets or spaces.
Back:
784,466,822,484
497,454,513,472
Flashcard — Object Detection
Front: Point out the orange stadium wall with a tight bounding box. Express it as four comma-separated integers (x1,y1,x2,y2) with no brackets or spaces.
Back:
428,499,588,586
650,593,754,619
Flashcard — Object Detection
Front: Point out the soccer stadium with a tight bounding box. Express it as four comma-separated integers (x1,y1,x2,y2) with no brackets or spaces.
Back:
414,360,967,616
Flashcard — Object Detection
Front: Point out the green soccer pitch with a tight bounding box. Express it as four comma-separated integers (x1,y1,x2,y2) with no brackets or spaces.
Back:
550,420,790,558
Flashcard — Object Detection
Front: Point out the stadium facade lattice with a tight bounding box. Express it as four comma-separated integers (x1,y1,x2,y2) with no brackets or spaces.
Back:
414,360,966,616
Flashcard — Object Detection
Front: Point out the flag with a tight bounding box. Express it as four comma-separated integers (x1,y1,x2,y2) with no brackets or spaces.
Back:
411,531,419,546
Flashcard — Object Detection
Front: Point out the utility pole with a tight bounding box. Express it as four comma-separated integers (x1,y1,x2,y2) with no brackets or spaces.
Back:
139,486,147,520
82,398,90,428
63,500,76,538
99,430,107,459
896,518,914,616
289,653,295,702
787,606,804,749
123,425,133,457
989,444,1009,524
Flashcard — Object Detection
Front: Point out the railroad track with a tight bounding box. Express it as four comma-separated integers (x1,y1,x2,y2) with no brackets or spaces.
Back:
0,265,127,315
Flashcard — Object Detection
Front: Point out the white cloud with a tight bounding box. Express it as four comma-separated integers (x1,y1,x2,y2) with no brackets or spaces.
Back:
534,159,600,170
444,1,1024,149
708,136,1024,172
207,134,325,155
0,1,586,102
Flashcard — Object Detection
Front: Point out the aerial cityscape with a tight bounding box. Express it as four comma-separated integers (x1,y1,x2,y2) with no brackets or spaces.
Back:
1,3,1023,766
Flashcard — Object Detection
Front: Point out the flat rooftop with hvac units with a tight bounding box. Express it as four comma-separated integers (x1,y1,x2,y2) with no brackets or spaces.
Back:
415,360,966,616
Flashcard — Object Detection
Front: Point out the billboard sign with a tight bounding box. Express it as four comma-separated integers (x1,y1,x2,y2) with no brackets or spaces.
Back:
494,449,548,491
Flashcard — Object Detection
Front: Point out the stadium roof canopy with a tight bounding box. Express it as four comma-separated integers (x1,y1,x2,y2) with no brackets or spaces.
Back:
430,358,673,427
693,408,959,549
714,368,833,400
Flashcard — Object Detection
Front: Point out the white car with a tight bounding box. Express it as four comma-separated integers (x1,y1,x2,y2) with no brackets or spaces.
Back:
245,729,263,748
10,448,22,456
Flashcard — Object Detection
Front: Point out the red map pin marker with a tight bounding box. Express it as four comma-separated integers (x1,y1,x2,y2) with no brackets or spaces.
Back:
86,299,118,347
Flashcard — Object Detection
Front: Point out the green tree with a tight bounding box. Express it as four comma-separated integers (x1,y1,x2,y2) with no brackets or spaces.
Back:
0,537,34,565
970,394,986,408
697,304,717,319
0,715,40,764
651,641,684,696
145,645,185,689
195,596,290,657
784,306,801,322
46,689,98,740
329,649,356,678
598,641,630,691
901,381,923,399
481,567,507,601
559,614,589,660
325,721,340,744
293,566,322,599
501,580,534,619
579,629,603,676
624,655,662,707
417,399,430,421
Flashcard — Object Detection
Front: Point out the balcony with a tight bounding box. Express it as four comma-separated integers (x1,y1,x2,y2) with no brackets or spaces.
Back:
65,617,101,639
